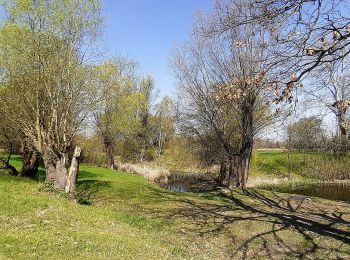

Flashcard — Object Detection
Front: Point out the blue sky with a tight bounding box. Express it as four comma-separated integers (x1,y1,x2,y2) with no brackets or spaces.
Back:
102,0,212,97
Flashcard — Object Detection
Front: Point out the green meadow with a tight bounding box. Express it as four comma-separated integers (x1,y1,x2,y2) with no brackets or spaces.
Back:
0,155,349,259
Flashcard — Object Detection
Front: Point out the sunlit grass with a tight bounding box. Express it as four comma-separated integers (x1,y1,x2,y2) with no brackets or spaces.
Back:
0,155,349,259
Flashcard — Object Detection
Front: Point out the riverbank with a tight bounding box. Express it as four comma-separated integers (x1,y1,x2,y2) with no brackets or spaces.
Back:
1,157,349,259
115,158,350,203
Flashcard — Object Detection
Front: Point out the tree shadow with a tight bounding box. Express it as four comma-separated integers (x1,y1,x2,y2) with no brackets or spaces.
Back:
75,171,113,205
148,187,350,259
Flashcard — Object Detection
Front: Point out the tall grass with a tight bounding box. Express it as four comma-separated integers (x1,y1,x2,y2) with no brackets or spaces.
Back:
115,162,170,182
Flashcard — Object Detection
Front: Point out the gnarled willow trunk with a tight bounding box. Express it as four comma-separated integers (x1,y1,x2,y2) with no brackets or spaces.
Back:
227,139,253,189
42,146,81,192
21,138,40,178
43,151,68,189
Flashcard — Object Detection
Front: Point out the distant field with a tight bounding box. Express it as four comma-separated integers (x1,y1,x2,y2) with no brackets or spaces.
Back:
251,149,350,180
0,155,349,259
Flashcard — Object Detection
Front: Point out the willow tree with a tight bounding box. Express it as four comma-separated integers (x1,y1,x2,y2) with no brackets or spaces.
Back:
306,61,350,140
0,118,19,176
213,0,350,94
154,96,174,157
0,0,102,191
93,57,141,169
173,4,284,188
138,75,157,161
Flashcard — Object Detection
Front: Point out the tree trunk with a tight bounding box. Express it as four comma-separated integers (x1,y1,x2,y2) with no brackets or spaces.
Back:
21,150,40,178
65,147,81,193
240,140,253,189
0,158,18,176
21,138,40,178
0,135,18,176
217,161,227,185
158,127,162,158
140,140,147,162
337,113,348,139
227,146,253,189
228,155,241,188
106,144,114,169
42,147,68,190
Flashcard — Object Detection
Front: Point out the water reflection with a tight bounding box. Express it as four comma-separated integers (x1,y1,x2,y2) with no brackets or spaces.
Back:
260,182,350,203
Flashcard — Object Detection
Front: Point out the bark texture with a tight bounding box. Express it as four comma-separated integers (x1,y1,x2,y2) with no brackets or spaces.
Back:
42,146,68,189
65,146,82,193
217,161,227,185
227,140,253,189
106,144,114,169
21,138,40,178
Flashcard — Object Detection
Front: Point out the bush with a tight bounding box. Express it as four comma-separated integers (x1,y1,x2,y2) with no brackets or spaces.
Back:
76,135,106,166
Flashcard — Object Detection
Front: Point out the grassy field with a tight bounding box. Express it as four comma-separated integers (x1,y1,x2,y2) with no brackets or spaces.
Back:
251,149,350,180
161,147,350,181
0,156,349,259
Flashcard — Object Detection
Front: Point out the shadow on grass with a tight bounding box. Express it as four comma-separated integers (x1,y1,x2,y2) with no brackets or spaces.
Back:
148,187,350,259
78,169,102,179
75,171,113,205
70,165,350,258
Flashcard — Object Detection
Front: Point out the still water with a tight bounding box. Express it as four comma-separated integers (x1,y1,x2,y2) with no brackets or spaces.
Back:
161,180,350,203
260,182,350,203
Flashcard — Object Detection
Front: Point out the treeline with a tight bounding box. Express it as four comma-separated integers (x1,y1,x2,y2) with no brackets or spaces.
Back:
77,60,175,167
1,0,350,192
0,0,177,191
255,117,350,151
286,116,350,152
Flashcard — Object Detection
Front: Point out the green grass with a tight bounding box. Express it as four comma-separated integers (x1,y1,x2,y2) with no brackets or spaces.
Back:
251,149,350,179
0,155,349,259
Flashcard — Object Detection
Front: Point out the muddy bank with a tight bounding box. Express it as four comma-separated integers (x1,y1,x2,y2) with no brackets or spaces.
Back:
158,171,218,192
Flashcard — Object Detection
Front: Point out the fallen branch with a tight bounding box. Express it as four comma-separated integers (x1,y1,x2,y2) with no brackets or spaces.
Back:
0,158,18,176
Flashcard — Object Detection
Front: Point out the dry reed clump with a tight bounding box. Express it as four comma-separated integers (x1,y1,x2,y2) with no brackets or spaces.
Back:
247,176,291,188
115,162,170,182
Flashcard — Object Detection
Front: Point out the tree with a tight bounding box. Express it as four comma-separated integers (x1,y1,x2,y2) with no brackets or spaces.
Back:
173,6,277,188
0,96,39,178
0,123,19,176
138,75,158,161
154,96,174,157
0,0,102,191
212,0,350,88
287,116,325,150
93,57,141,169
306,60,350,139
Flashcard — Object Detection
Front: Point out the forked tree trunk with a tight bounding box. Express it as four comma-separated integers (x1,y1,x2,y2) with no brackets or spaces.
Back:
0,153,18,176
21,138,40,178
65,147,82,193
42,146,82,192
0,135,18,176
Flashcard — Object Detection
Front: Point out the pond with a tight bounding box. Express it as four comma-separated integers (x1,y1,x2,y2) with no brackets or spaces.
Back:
160,177,350,203
159,171,218,192
259,182,350,203
159,180,218,192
